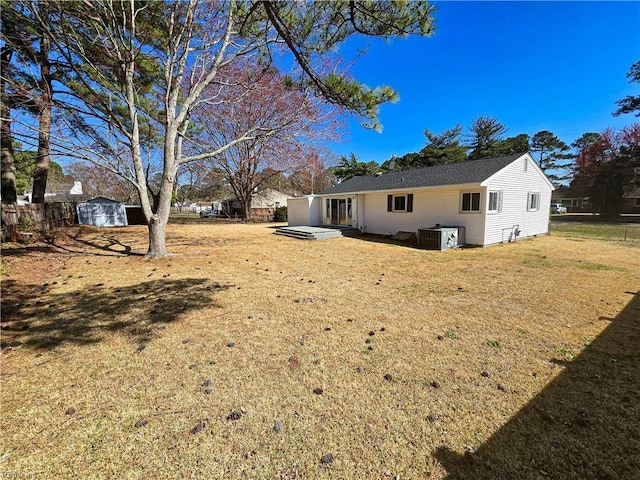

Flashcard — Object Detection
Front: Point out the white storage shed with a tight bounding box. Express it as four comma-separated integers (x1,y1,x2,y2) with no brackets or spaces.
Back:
77,197,129,227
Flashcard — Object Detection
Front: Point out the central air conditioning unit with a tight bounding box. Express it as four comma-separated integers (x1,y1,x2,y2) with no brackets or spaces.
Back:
417,225,465,250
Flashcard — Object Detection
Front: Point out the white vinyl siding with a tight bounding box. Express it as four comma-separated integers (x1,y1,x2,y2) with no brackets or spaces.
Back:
482,154,553,245
361,187,486,245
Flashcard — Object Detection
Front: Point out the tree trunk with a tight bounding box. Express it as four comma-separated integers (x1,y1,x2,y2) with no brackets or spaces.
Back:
144,128,178,257
0,126,17,204
241,193,252,221
145,184,172,257
1,48,17,204
593,166,624,220
31,25,52,204
147,218,168,258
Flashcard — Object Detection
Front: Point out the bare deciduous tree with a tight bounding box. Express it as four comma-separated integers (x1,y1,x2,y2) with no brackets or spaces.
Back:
189,63,342,218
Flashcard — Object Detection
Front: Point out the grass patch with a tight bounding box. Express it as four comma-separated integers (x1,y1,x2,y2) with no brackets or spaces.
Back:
521,253,622,271
551,221,640,243
555,346,575,360
1,225,638,479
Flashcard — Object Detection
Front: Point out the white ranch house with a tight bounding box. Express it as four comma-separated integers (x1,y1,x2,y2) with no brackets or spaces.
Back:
287,153,554,246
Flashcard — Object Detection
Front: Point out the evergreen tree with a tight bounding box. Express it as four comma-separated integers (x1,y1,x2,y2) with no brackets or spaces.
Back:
465,116,507,160
0,1,26,203
379,125,467,172
0,42,17,202
495,133,530,156
419,125,467,166
572,132,601,152
380,152,420,171
334,153,382,182
531,130,572,184
614,60,640,117
1,1,55,203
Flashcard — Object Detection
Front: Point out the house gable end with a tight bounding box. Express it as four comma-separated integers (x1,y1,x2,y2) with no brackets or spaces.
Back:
482,153,554,190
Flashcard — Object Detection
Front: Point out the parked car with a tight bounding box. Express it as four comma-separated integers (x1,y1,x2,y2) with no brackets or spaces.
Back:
199,209,214,218
550,203,567,214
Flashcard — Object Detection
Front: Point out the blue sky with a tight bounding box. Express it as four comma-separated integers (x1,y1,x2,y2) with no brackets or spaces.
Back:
329,1,640,164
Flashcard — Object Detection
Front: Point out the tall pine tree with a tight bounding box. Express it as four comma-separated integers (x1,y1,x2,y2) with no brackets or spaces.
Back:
420,125,467,166
614,60,640,117
531,130,572,185
465,116,507,160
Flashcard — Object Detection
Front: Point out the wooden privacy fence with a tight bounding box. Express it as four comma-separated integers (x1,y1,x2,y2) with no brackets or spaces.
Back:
1,203,78,242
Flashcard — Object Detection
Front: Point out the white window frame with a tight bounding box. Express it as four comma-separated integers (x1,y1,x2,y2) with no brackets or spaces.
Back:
461,192,481,213
488,190,503,213
527,192,541,212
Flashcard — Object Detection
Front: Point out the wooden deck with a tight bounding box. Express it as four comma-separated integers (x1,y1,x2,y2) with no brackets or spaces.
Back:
274,226,358,240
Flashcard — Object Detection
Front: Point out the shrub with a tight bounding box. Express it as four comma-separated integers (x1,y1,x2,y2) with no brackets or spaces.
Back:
18,214,35,232
273,206,287,222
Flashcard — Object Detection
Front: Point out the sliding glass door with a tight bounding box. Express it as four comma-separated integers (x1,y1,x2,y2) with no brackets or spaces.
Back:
325,198,353,226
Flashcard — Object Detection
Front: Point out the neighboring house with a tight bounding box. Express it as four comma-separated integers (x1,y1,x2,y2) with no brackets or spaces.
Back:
553,186,640,214
77,197,128,227
626,188,640,214
221,188,292,220
24,180,89,203
551,186,591,213
287,152,554,247
195,201,215,213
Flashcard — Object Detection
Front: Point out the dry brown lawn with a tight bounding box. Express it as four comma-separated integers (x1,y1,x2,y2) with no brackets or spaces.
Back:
1,223,639,479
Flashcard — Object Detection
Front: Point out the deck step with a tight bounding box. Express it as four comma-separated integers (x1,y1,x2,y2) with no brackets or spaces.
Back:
275,226,348,240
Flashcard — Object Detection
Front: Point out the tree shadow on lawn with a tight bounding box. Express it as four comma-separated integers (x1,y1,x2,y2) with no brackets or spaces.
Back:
2,226,226,258
60,228,145,256
435,291,640,479
0,243,60,258
1,278,233,351
1,226,144,258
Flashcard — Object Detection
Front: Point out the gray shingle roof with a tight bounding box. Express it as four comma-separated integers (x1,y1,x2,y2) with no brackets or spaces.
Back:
319,153,527,195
